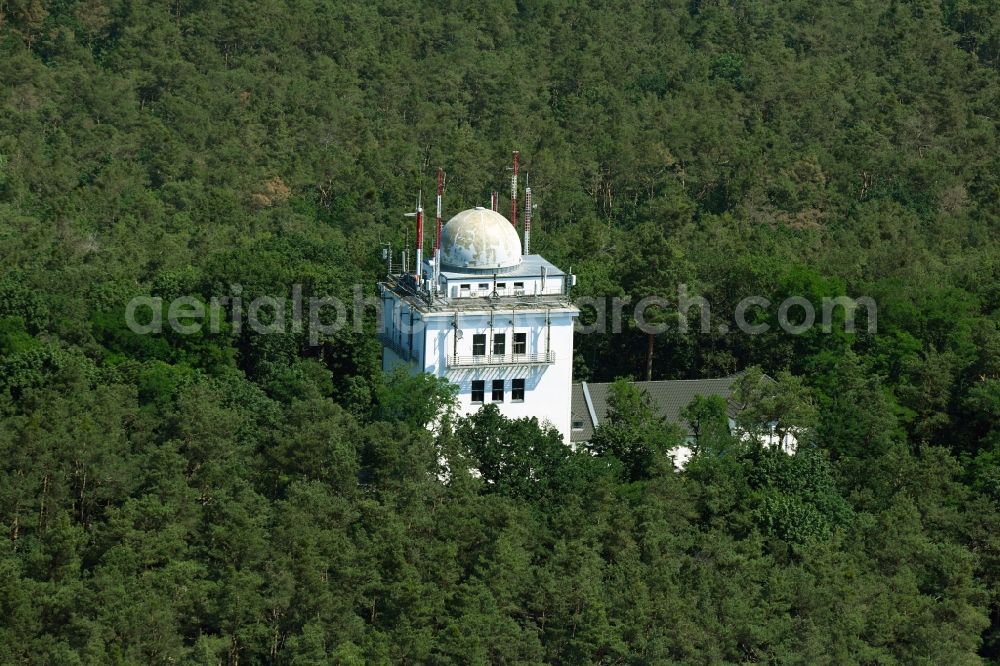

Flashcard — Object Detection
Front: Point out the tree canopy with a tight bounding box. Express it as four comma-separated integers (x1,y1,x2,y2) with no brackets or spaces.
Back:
1,0,999,662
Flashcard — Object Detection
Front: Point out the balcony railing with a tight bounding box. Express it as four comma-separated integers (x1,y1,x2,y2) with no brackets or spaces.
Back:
446,351,556,368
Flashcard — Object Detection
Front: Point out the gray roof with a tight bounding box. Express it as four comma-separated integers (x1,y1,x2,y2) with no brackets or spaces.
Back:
570,376,741,443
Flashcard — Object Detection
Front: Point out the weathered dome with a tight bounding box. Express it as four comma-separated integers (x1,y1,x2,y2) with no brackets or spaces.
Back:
440,207,522,270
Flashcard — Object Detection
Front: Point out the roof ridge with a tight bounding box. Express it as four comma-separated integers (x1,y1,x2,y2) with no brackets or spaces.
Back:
574,376,738,386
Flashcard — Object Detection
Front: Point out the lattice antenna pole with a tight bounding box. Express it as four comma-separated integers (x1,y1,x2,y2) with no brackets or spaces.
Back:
524,173,533,255
434,168,444,290
403,194,422,284
416,190,424,284
510,150,519,227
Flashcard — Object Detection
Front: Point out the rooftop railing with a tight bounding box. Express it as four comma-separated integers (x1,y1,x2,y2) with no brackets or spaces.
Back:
379,274,573,310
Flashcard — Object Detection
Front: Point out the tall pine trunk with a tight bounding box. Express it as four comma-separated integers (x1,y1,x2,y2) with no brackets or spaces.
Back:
646,333,654,381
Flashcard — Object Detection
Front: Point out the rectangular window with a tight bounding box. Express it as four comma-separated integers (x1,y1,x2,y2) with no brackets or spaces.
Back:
572,419,584,430
513,282,524,289
492,333,505,355
492,379,504,402
478,283,489,290
472,333,486,356
511,378,525,402
496,282,506,290
513,332,527,354
471,380,484,404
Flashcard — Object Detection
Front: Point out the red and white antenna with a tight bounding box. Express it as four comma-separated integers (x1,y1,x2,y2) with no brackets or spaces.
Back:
416,202,423,283
510,150,519,227
434,168,444,290
523,173,533,255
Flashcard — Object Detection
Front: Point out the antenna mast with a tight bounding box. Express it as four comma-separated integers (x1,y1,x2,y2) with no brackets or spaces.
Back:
381,243,392,276
524,173,532,255
434,168,444,291
415,192,423,284
510,150,519,227
404,194,422,284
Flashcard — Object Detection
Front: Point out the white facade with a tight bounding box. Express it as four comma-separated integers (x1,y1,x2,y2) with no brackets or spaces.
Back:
379,207,579,442
670,430,797,469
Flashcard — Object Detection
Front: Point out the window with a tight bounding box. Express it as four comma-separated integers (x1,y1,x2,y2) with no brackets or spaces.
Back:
460,284,470,296
572,419,584,430
496,282,506,290
472,334,486,356
478,283,489,290
513,282,524,289
492,379,504,402
471,380,484,404
493,333,505,355
511,378,525,402
513,332,527,354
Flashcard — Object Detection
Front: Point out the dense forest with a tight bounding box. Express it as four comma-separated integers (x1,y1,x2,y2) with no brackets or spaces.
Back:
1,0,999,663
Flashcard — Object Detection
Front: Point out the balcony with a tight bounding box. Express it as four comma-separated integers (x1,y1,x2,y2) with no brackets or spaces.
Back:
446,351,556,368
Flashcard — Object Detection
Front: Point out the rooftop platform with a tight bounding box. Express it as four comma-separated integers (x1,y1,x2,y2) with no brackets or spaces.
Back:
379,275,576,314
380,251,576,314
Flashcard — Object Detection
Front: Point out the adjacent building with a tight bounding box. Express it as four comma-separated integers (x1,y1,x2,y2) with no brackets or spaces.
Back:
571,377,799,467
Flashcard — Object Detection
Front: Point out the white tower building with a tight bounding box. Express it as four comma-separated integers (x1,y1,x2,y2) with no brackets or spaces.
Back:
379,206,579,442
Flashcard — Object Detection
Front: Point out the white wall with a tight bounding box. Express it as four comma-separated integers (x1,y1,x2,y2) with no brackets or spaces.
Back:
381,290,578,443
419,309,576,443
668,428,799,471
427,261,567,300
440,276,566,299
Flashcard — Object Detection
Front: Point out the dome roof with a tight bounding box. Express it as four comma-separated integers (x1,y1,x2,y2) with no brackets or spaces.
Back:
440,207,522,270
